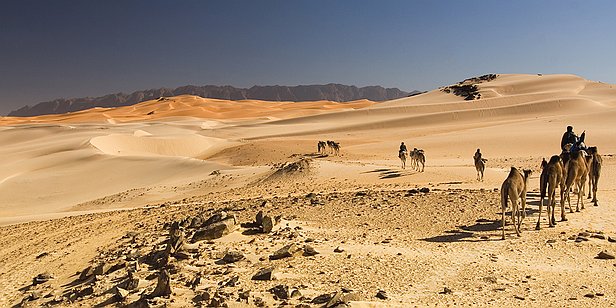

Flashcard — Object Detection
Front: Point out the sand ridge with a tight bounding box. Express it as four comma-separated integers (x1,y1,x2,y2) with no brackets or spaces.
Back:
1,73,616,306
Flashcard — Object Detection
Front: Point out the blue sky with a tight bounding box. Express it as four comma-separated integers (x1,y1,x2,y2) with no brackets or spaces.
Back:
1,0,615,114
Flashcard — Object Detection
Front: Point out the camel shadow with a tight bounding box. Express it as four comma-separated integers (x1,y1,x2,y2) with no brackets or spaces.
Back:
363,168,414,179
420,218,502,243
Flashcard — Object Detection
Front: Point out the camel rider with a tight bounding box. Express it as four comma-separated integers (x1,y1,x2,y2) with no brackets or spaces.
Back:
474,148,482,161
399,142,408,155
561,125,586,153
561,126,578,152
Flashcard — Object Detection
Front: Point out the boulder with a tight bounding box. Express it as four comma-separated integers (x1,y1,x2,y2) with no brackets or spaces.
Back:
596,250,615,260
192,216,236,242
32,272,53,285
222,250,245,263
114,287,129,301
148,270,172,298
303,245,320,256
270,243,301,260
251,267,277,281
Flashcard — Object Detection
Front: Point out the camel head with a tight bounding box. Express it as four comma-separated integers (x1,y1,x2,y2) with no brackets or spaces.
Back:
523,169,532,181
541,158,547,169
587,146,598,155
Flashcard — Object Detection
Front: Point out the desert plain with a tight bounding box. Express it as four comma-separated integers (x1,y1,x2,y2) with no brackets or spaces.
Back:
1,74,616,307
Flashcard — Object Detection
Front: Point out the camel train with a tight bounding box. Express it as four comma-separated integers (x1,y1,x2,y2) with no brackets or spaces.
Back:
501,139,602,239
314,126,602,240
317,140,341,155
398,147,425,172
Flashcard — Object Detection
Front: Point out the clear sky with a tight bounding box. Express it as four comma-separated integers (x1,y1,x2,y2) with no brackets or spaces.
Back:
1,0,615,114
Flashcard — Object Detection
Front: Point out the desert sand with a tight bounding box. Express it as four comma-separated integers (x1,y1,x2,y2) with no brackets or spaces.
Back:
1,74,616,307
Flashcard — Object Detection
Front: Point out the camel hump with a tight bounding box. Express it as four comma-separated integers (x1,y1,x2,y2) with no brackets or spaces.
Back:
548,155,561,165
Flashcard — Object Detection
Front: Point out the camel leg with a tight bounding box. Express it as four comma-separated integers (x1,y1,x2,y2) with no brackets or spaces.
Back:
511,197,521,237
566,185,574,213
560,186,567,221
520,192,527,220
592,176,599,206
575,182,581,212
501,206,506,240
536,197,543,230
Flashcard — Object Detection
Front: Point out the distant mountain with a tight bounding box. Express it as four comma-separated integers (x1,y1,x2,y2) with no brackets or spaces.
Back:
9,84,418,117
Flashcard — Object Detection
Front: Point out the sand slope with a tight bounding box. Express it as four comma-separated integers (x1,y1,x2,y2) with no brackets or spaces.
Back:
2,74,616,306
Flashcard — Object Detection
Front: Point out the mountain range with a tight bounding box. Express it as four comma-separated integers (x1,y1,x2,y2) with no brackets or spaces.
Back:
8,84,417,117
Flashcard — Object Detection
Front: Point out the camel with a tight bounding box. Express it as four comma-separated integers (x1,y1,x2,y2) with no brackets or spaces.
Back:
586,146,602,206
410,148,425,172
399,150,407,169
474,156,487,181
500,167,532,239
327,141,340,155
317,141,327,154
563,150,588,213
536,155,565,229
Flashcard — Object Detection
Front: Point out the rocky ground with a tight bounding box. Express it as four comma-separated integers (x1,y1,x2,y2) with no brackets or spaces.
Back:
3,161,616,307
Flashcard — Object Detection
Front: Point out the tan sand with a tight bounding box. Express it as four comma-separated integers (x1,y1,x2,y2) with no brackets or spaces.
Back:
1,74,616,307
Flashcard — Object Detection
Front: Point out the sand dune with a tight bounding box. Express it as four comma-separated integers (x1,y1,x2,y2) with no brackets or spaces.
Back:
3,74,616,307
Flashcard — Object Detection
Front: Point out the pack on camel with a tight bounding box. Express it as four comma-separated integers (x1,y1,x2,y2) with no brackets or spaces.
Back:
536,155,565,229
317,141,327,154
564,149,588,213
500,167,532,239
586,146,602,206
410,148,425,172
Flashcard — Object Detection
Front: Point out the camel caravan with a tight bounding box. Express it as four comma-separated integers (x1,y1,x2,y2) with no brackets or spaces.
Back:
398,142,426,172
317,140,341,156
500,125,603,239
312,126,602,240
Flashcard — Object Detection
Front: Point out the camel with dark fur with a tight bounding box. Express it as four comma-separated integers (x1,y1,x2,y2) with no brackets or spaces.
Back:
586,146,602,206
501,167,532,239
410,148,425,172
474,156,487,181
564,150,588,213
536,155,565,229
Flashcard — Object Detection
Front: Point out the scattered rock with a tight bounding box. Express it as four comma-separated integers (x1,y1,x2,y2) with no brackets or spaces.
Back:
584,293,595,298
440,287,453,295
114,287,129,301
376,290,388,299
76,286,94,298
608,237,616,243
79,266,94,281
591,234,606,240
483,276,498,284
147,270,172,298
596,250,615,260
252,267,277,281
35,252,49,259
222,250,245,263
312,292,333,304
262,215,275,233
419,187,430,193
546,239,557,244
269,285,291,300
32,272,53,285
305,192,317,198
334,246,345,253
270,243,301,260
303,245,319,256
192,215,236,242
325,291,345,307
93,262,113,276
514,295,525,300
